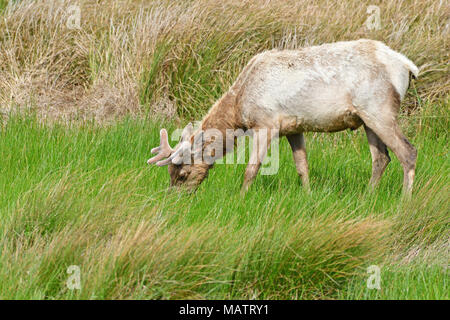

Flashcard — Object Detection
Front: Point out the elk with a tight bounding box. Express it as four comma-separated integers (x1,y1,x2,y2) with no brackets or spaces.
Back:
148,39,419,194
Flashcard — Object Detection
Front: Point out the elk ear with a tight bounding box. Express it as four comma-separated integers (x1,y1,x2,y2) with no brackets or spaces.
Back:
181,123,194,141
191,130,204,162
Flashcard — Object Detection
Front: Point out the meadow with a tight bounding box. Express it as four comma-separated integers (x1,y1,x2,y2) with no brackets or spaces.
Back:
0,0,448,299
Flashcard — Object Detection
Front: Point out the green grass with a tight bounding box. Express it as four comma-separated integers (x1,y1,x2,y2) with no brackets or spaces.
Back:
0,101,448,299
341,264,448,300
0,0,7,13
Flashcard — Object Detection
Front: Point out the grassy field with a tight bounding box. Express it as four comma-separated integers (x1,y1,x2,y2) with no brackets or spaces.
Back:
0,0,448,299
0,103,448,299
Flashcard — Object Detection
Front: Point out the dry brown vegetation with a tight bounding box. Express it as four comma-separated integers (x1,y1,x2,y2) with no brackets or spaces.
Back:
0,0,448,121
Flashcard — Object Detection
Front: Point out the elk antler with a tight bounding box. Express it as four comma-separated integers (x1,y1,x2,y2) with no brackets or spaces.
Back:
147,129,191,166
147,129,175,166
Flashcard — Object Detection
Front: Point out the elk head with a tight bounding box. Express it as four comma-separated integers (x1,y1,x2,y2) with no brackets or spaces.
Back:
147,123,211,191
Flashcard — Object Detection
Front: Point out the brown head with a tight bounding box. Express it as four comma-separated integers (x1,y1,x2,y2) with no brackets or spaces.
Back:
147,123,211,191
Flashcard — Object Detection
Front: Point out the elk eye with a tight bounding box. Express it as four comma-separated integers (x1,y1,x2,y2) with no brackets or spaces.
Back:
179,169,188,178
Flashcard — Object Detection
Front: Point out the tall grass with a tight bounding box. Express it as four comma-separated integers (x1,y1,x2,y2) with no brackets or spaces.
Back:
0,0,448,121
0,103,448,299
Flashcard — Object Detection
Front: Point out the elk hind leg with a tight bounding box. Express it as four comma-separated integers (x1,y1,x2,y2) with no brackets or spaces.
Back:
360,116,417,195
364,125,391,188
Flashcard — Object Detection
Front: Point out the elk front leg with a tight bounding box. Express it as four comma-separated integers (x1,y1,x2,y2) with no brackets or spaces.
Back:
242,129,275,193
287,133,310,191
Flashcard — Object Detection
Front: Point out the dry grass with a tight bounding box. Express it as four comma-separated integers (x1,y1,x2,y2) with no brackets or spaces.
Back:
0,0,448,121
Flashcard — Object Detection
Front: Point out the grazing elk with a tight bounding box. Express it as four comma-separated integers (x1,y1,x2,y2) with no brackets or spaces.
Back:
148,39,419,194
